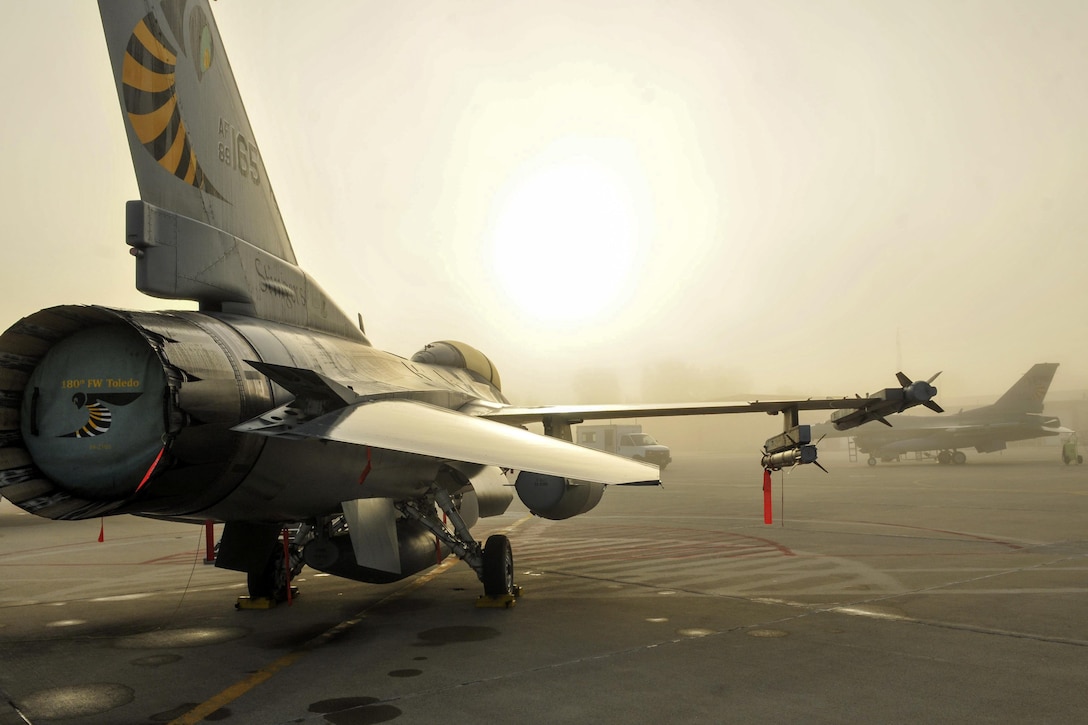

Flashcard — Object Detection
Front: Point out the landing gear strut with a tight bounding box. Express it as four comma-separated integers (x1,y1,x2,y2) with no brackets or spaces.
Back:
396,488,519,605
937,450,967,465
241,526,306,607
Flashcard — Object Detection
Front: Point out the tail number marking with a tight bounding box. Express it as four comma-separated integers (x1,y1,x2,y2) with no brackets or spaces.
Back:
218,118,262,186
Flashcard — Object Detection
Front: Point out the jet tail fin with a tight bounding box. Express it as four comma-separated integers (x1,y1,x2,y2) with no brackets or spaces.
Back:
993,363,1059,413
99,1,364,341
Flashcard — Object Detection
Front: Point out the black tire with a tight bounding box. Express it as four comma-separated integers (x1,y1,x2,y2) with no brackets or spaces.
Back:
937,450,952,465
952,451,967,465
482,534,514,598
247,537,303,602
247,555,283,601
867,457,877,467
1079,455,1084,465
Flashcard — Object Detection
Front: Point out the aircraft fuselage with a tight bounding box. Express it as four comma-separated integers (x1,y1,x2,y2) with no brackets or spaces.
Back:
0,304,507,523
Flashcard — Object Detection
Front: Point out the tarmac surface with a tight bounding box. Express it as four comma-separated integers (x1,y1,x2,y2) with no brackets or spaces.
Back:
1,447,1085,724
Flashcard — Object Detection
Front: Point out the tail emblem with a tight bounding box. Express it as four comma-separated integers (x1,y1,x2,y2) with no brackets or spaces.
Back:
60,392,144,439
122,12,225,200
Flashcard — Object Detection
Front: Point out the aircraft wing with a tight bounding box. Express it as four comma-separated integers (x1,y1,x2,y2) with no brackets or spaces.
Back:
483,400,862,424
482,381,938,432
236,398,660,486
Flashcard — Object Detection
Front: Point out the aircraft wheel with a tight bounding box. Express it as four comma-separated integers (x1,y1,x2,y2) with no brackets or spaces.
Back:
246,534,304,602
952,451,967,465
867,457,877,466
1079,455,1084,465
937,450,952,465
248,552,288,602
482,534,515,598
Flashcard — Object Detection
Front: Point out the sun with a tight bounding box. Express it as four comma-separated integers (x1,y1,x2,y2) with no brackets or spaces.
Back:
488,143,647,325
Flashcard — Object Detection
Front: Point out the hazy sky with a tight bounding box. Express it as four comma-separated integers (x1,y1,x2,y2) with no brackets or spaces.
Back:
2,0,1087,408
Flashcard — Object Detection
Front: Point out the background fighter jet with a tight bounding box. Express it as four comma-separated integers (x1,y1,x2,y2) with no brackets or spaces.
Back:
0,0,939,603
829,363,1064,466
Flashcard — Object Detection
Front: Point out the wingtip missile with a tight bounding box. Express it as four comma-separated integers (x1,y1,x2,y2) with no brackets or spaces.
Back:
903,374,939,410
830,371,942,431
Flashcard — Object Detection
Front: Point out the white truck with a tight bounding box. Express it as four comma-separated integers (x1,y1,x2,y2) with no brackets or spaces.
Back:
577,424,671,469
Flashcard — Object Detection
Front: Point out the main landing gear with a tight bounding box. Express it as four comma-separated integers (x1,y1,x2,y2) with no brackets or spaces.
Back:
397,487,521,607
238,525,307,609
867,450,968,466
936,450,967,465
481,533,515,599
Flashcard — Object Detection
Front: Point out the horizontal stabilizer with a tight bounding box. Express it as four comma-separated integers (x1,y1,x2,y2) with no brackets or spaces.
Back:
246,360,360,409
236,399,660,486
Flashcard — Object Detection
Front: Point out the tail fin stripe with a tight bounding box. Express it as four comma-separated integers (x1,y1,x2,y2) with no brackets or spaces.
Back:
118,10,226,201
183,150,198,184
127,94,177,144
176,134,195,182
122,52,175,93
147,110,183,167
125,32,175,76
169,124,197,183
132,16,177,66
121,82,174,116
160,119,190,174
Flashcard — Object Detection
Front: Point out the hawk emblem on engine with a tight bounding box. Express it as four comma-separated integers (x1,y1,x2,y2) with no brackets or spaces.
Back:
60,392,144,438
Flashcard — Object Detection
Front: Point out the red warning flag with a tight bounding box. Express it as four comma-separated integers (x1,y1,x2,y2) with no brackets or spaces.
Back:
763,469,773,525
98,518,105,542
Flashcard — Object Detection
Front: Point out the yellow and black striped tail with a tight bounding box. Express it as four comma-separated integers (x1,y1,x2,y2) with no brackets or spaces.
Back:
122,12,225,201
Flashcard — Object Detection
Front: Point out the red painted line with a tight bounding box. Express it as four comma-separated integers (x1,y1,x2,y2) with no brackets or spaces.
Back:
357,446,372,484
135,446,166,493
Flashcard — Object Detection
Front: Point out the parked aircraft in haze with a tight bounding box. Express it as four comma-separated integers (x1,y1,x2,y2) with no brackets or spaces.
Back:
0,0,940,604
838,363,1063,466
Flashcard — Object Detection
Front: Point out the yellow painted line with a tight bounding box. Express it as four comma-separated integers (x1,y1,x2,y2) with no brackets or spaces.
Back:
169,650,306,724
169,515,533,725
